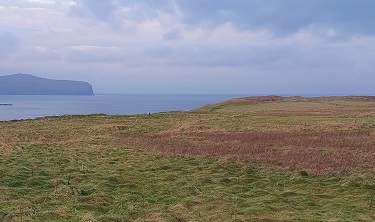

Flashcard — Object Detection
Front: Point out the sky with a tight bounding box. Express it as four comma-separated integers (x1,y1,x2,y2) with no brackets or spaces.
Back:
0,0,375,95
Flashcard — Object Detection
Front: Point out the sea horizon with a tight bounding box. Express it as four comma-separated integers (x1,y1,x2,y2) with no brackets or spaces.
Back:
0,94,245,121
2,93,375,121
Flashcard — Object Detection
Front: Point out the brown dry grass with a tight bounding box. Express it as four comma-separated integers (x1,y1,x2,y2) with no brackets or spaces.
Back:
117,96,375,177
199,95,375,117
2,96,375,178
122,131,375,176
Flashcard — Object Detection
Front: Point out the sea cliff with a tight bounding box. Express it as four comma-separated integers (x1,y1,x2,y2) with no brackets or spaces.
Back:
0,74,94,95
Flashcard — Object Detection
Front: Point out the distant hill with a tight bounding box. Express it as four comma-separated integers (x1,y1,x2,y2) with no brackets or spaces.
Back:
0,74,94,95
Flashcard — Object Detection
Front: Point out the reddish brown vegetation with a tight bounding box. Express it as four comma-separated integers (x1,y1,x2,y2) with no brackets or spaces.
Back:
233,95,375,103
122,131,375,176
232,95,305,103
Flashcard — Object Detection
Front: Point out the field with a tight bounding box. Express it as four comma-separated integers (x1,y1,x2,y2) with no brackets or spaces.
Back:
0,96,374,221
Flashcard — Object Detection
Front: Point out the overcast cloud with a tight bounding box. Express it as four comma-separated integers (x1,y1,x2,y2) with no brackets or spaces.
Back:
0,0,374,94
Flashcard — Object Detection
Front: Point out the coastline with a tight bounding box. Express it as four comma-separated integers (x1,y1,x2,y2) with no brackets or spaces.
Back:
0,94,240,121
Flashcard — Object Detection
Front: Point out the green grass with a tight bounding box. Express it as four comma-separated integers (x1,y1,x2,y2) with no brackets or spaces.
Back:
1,142,374,221
1,96,375,221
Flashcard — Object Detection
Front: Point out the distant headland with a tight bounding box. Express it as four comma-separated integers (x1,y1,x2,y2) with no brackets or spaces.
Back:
0,74,94,95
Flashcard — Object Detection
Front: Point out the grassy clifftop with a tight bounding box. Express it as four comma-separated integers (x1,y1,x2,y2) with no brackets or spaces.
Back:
199,95,375,116
0,96,374,221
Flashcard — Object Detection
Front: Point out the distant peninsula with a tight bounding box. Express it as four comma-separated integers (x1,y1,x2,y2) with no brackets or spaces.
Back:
0,74,94,95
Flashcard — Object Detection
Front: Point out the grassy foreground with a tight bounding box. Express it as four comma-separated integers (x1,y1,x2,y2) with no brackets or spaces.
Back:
0,96,374,221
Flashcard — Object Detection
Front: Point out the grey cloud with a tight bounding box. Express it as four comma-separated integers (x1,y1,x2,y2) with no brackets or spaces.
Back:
81,0,116,20
70,0,116,21
135,44,253,66
176,1,315,32
64,51,123,63
70,0,375,37
63,45,135,64
163,28,182,41
144,45,171,58
3,0,375,95
316,1,375,35
176,0,375,36
0,33,19,57
71,0,174,23
150,40,361,73
9,46,63,62
117,0,173,11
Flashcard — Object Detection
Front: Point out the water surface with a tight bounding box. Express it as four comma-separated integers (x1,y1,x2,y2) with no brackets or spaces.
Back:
0,94,241,121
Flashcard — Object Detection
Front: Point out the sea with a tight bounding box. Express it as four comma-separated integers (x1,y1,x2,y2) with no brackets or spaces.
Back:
0,94,243,121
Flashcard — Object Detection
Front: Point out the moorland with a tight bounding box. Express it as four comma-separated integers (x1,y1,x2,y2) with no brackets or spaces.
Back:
0,96,374,221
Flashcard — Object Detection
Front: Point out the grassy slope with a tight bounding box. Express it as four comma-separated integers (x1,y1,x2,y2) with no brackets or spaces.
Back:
0,96,374,221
